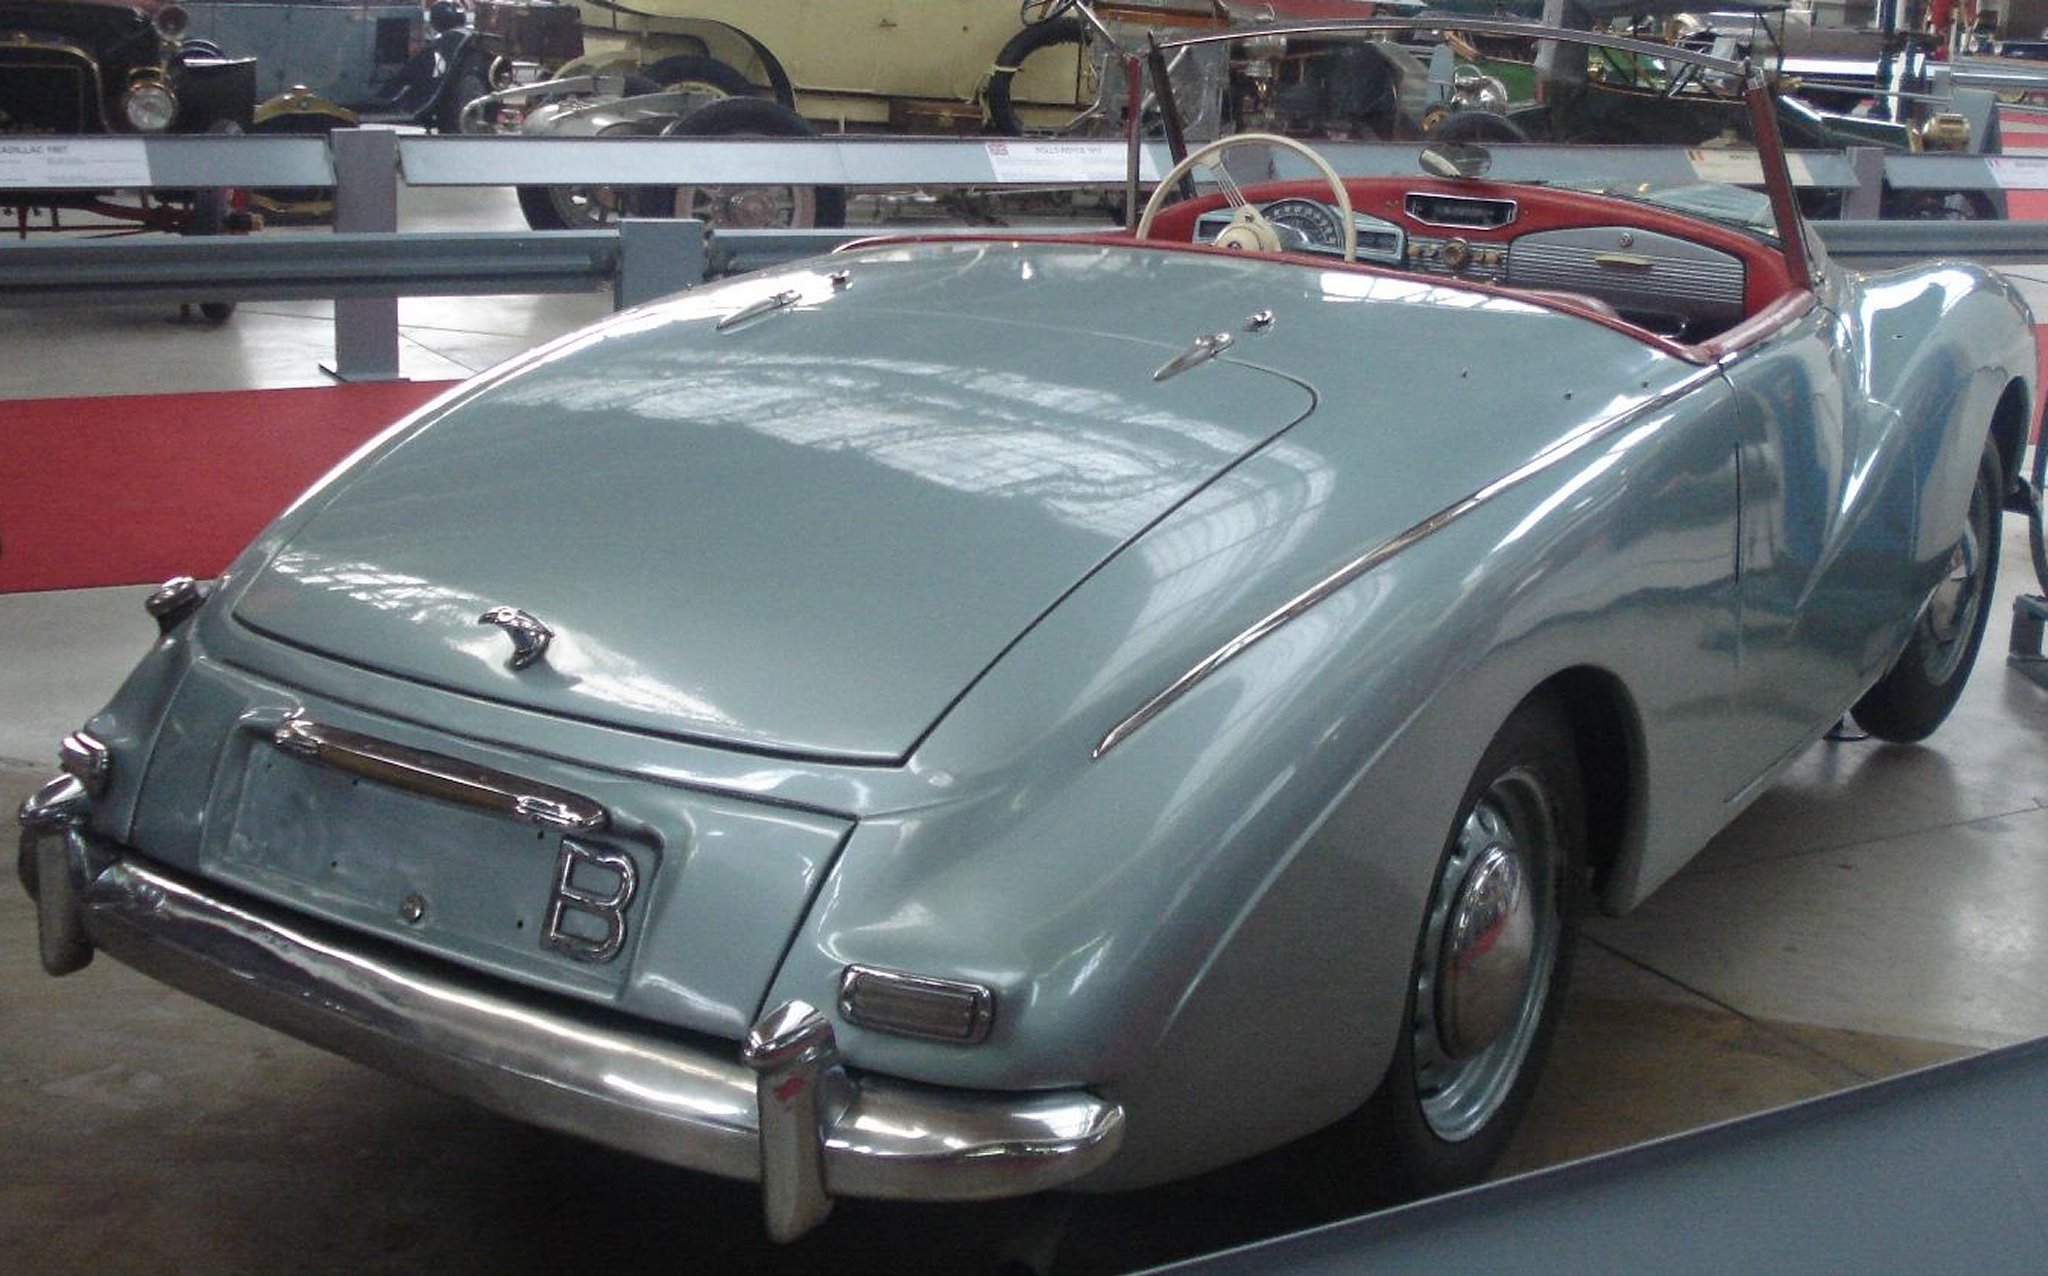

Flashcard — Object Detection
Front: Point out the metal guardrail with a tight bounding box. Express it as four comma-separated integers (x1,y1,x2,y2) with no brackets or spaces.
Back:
0,229,692,305
7,129,2030,195
11,128,2048,379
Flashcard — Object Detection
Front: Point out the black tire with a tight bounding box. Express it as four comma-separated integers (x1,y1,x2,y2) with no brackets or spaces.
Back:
1423,109,1530,144
643,53,756,98
431,53,496,135
1363,694,1580,1196
986,16,1088,136
1851,438,2004,743
629,96,846,228
516,74,662,231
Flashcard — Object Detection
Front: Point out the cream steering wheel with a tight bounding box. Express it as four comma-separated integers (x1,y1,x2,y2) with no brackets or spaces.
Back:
1135,132,1357,262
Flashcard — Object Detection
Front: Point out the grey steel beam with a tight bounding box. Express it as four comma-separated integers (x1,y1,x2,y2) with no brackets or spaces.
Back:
0,232,627,304
1137,1036,2048,1276
1813,217,2048,264
3,131,2012,205
7,219,2048,312
399,134,1144,188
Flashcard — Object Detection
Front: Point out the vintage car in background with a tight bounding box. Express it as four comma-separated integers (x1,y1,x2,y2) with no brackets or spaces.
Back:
1,0,256,258
501,0,2002,229
490,0,1417,228
180,0,581,126
181,0,425,112
19,18,2033,1245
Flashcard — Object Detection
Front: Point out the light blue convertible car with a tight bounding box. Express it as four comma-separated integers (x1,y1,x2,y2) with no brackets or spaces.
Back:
19,18,2035,1243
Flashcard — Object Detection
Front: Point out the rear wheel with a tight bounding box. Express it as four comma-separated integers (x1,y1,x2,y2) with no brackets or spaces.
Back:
643,53,754,98
1364,695,1580,1194
516,74,662,231
1851,438,2003,742
629,96,845,229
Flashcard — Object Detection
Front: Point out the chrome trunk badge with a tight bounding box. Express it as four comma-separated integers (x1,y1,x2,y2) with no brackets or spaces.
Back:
477,606,554,670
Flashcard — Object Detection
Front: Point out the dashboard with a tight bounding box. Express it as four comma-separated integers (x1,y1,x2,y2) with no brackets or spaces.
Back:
1189,188,1758,342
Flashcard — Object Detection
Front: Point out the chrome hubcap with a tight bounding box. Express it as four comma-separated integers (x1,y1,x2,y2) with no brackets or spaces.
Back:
1921,480,1990,681
1435,843,1534,1060
1412,767,1559,1142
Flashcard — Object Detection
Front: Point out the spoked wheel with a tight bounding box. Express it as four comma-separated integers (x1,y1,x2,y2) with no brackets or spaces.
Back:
1366,695,1580,1194
628,96,846,229
1851,437,2004,742
515,74,662,231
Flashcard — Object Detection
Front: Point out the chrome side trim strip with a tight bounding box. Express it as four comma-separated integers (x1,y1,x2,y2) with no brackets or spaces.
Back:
39,838,1123,1235
1093,366,1724,758
268,716,610,832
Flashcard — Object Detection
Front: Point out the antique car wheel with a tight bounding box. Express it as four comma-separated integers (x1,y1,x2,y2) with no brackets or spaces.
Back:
515,75,663,231
1851,438,2004,743
629,97,847,229
432,54,497,135
643,53,755,99
1365,695,1579,1194
986,16,1095,136
1136,133,1357,260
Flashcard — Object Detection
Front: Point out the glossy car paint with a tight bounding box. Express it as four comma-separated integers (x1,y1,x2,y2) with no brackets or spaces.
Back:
61,215,2031,1188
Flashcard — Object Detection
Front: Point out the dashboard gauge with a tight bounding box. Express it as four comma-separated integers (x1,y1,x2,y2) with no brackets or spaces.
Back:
1259,198,1346,252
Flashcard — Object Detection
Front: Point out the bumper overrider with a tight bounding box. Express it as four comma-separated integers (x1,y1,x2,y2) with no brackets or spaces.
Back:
18,775,1125,1241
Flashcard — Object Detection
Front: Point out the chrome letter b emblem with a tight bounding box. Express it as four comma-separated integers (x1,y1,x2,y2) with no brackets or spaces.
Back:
543,839,638,963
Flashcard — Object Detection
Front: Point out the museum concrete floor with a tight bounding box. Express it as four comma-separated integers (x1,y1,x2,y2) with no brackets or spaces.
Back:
3,189,2047,1273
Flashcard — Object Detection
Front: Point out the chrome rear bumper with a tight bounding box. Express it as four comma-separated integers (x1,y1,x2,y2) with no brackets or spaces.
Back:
18,777,1124,1241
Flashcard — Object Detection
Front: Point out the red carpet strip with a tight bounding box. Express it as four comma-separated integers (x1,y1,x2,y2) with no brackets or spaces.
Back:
1,381,456,594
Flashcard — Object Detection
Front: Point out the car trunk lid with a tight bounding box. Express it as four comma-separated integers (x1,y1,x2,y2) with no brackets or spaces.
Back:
232,295,1315,762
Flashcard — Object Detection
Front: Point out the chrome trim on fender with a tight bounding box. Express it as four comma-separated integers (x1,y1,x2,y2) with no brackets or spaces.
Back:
267,716,610,832
1094,365,1724,757
30,839,1124,1238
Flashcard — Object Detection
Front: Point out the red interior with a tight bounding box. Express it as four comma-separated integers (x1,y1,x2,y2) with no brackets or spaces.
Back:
1138,174,1802,323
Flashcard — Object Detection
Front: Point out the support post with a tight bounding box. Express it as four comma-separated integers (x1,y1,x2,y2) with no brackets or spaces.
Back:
328,127,403,382
1845,146,1887,221
615,218,705,309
